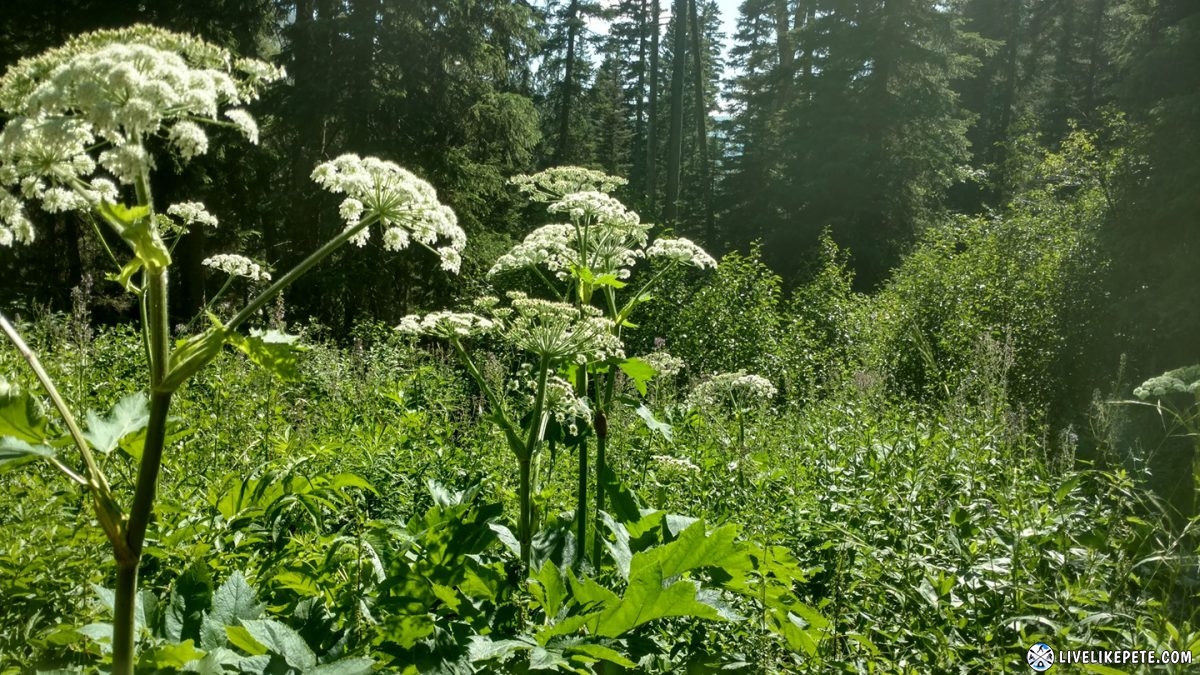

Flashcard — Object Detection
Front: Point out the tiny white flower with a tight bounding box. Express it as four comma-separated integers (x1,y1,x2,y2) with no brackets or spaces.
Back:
223,109,259,144
202,253,271,281
647,237,717,269
167,201,218,228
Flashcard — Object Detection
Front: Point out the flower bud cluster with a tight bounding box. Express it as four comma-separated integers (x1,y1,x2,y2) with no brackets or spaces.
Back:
505,292,625,364
510,166,626,202
651,454,700,473
202,253,271,282
1133,365,1200,399
311,154,465,272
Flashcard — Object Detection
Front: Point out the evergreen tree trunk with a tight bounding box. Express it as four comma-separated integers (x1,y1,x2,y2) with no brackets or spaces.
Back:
557,0,581,163
646,0,661,211
664,0,687,222
689,0,713,238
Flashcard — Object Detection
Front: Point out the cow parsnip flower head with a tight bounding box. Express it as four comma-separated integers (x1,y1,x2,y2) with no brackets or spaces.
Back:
504,291,625,364
688,371,777,411
510,166,627,202
547,191,640,230
1133,365,1200,399
311,154,465,272
166,201,218,229
642,351,686,378
395,311,494,339
0,25,283,246
542,374,592,435
647,237,717,269
202,253,271,282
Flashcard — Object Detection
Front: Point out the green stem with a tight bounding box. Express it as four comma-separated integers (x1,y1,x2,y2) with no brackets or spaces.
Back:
574,365,589,565
592,370,615,564
576,432,588,566
519,359,552,570
226,214,379,333
111,171,172,675
111,563,138,675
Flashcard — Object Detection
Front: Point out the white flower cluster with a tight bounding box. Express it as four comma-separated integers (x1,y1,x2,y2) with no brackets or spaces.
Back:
202,253,271,282
547,191,640,230
489,223,576,278
0,26,282,246
1133,365,1200,399
505,292,625,364
688,371,777,411
651,454,700,473
543,375,592,436
647,237,717,269
311,154,465,272
167,201,218,228
642,351,686,378
510,166,627,202
395,311,495,339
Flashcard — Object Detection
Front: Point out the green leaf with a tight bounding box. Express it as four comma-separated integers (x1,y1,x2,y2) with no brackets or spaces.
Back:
226,329,304,381
165,562,213,643
224,625,267,656
202,571,264,649
592,273,628,289
0,436,56,471
83,393,149,455
468,635,536,663
0,389,48,444
163,323,228,393
617,358,655,396
105,202,172,270
565,642,636,668
142,640,205,668
530,560,567,618
107,257,144,292
240,619,316,670
307,657,376,675
1081,665,1128,675
635,404,673,442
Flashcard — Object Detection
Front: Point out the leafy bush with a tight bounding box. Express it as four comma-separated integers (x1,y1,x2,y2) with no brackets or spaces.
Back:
860,130,1107,413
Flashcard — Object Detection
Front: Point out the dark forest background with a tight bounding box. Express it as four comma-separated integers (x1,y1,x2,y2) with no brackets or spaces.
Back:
0,0,1197,418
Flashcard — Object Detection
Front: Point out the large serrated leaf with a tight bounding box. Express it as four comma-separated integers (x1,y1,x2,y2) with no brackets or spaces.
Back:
0,390,48,444
0,436,56,471
308,657,376,675
83,393,149,455
635,404,673,442
617,358,655,396
226,329,304,381
240,619,316,670
201,571,264,649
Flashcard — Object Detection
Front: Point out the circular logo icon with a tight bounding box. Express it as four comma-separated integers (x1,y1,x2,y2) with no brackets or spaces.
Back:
1027,642,1055,671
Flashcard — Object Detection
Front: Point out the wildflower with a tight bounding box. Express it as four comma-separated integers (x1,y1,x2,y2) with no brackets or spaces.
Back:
642,351,686,378
505,293,625,364
647,237,717,269
547,191,640,229
510,166,627,202
311,154,465,272
395,311,494,339
688,371,777,411
651,454,700,473
488,223,575,279
202,253,271,282
0,26,280,245
223,109,259,144
543,375,592,435
167,201,218,228
1133,365,1200,399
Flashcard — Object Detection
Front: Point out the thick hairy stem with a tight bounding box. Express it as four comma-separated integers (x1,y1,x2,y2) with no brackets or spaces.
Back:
576,435,587,565
519,456,533,570
592,370,616,564
111,563,139,675
519,360,551,569
574,366,589,565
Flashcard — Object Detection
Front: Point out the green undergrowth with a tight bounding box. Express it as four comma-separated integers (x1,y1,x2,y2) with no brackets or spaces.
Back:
1,313,1196,673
